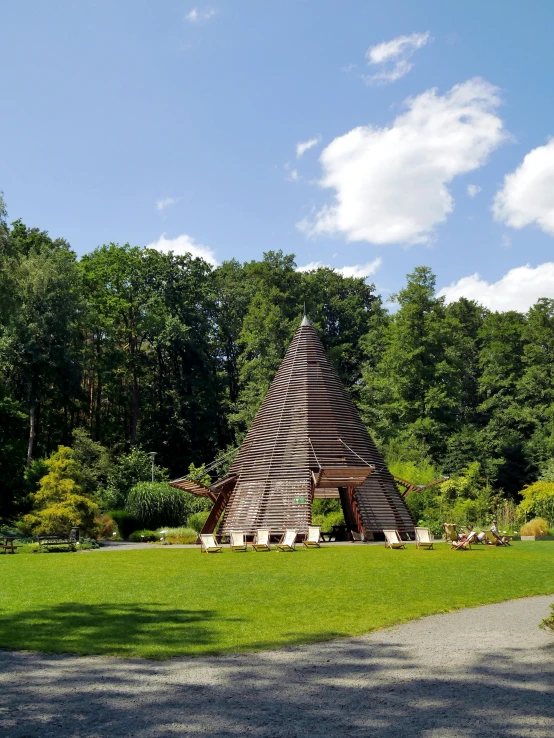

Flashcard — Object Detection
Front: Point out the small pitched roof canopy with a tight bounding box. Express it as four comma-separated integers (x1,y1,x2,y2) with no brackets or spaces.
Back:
172,315,414,538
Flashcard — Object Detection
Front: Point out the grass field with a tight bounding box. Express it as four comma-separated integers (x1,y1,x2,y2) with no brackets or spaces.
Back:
1,542,553,659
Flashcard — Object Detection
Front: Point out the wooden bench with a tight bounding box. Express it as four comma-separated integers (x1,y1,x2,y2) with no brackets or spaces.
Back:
38,534,76,551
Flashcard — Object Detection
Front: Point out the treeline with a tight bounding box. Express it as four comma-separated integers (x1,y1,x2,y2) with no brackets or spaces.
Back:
1,195,554,522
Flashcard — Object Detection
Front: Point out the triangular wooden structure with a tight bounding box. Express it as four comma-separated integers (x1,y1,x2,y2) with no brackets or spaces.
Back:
171,316,414,539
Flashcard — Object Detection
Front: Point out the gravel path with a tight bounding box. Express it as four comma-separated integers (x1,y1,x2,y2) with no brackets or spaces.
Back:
1,596,553,738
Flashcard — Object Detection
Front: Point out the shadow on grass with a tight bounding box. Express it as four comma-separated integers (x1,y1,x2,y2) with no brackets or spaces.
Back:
0,603,227,658
0,602,353,659
0,637,552,737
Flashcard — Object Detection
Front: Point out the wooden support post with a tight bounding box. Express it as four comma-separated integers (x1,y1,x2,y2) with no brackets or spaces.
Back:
200,489,232,535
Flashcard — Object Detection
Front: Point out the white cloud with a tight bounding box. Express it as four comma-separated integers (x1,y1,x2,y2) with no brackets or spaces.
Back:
438,262,554,312
297,258,382,279
296,137,322,158
493,139,554,235
146,233,219,267
185,7,217,23
365,31,431,84
299,78,507,245
284,162,300,181
467,184,481,198
156,196,178,212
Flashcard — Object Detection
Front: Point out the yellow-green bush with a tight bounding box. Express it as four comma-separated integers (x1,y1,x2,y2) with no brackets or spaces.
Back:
520,518,550,536
517,481,554,525
20,446,98,536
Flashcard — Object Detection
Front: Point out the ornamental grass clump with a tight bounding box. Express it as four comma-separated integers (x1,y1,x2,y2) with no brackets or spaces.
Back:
126,482,187,529
186,511,210,532
520,518,550,536
128,529,159,542
158,527,198,544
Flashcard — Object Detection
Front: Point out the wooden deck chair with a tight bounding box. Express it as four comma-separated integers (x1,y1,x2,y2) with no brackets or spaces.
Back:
276,529,297,551
383,530,406,549
487,531,509,547
303,526,321,548
443,523,460,549
415,527,434,550
230,531,248,552
252,529,271,551
200,534,222,553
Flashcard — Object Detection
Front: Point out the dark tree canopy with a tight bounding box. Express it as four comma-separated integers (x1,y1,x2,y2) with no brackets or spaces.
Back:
2,203,554,521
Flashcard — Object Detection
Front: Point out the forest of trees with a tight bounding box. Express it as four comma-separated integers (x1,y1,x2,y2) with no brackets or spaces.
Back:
2,191,554,531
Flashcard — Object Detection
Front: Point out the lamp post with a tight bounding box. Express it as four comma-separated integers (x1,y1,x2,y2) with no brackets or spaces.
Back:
148,452,157,483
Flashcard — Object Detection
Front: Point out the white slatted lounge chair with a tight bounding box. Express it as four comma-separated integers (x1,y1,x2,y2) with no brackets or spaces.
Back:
230,531,248,552
200,534,222,553
276,529,297,551
252,529,271,551
383,530,406,549
415,526,434,550
303,525,321,548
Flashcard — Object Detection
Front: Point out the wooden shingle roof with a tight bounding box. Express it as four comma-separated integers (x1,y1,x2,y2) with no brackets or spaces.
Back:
212,318,414,537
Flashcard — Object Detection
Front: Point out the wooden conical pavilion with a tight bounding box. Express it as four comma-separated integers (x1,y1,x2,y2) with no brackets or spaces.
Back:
172,316,414,539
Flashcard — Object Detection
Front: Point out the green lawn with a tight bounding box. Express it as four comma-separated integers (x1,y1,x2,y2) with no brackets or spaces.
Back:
1,542,553,659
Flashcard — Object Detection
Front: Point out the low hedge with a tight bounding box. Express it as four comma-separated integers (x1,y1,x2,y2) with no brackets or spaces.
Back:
108,510,140,540
128,529,160,542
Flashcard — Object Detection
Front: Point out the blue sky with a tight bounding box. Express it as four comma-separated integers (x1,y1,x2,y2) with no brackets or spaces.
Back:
2,1,554,311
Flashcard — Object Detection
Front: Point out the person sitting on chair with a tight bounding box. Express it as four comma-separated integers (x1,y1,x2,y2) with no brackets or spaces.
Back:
452,529,471,549
465,524,490,545
490,519,511,546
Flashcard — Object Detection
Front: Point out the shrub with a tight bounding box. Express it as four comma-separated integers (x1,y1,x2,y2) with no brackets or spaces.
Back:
126,482,188,529
95,513,117,539
311,513,325,528
517,481,554,525
312,499,341,517
128,529,160,542
20,446,99,536
540,603,554,631
103,448,170,510
187,463,211,487
187,510,210,532
320,511,345,533
520,518,550,537
158,527,198,544
417,519,443,536
108,510,140,540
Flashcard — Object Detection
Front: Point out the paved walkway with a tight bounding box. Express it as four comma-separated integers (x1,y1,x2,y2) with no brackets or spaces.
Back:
1,596,552,737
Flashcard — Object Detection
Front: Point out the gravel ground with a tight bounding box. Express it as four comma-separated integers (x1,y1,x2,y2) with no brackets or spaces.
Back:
1,596,552,738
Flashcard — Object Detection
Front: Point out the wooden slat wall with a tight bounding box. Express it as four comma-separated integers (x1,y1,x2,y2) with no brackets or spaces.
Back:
218,319,415,536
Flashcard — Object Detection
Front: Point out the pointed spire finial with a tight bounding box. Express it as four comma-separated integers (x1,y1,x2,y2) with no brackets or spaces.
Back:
301,304,311,326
